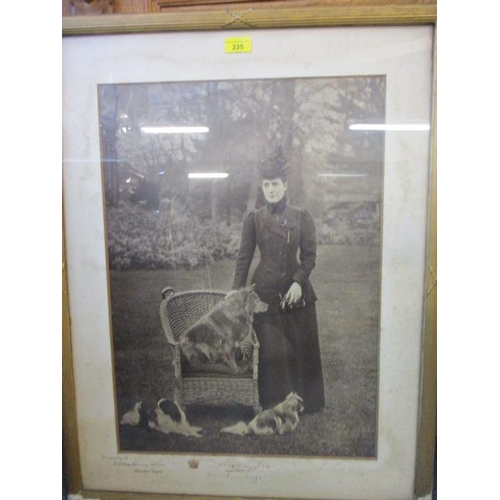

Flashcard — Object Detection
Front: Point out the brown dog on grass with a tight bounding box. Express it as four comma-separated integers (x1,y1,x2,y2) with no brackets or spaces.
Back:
179,286,268,375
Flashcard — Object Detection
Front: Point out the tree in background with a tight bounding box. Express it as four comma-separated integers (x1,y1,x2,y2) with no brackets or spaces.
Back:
99,76,385,269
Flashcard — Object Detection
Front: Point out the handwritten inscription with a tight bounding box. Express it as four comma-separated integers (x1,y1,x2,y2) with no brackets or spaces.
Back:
212,460,272,484
100,455,273,485
101,455,166,476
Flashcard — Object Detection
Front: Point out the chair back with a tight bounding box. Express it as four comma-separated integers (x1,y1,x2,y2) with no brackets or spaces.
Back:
160,289,227,343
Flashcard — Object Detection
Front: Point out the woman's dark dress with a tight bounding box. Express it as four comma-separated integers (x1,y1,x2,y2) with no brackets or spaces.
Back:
232,199,325,412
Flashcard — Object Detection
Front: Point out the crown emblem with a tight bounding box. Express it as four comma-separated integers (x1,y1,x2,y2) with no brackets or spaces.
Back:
188,458,199,469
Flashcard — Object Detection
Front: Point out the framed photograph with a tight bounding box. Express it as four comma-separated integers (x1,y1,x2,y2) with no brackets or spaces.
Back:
63,5,436,500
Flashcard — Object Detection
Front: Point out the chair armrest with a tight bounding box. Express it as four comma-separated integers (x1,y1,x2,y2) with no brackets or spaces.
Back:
251,329,259,379
159,288,184,379
172,343,182,379
159,293,177,345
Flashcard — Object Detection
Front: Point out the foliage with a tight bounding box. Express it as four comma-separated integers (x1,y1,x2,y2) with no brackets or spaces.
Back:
317,202,381,247
106,201,241,270
106,199,379,271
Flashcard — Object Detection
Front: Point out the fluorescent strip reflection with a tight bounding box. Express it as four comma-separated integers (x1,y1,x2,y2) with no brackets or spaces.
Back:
318,173,366,178
188,172,229,179
141,126,209,134
349,124,430,131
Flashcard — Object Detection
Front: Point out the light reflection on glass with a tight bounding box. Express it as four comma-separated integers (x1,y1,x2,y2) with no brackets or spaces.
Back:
188,173,229,179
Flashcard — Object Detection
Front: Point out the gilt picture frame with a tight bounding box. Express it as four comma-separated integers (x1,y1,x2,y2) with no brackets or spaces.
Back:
63,5,436,500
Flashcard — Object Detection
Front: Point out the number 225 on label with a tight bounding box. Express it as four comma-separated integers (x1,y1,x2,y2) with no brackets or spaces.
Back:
225,37,252,53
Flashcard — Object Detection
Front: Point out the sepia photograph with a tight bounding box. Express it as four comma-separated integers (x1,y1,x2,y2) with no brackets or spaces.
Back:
63,21,435,498
99,75,385,458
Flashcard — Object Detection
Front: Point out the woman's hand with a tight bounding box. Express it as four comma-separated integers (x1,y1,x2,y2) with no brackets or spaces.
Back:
284,282,302,306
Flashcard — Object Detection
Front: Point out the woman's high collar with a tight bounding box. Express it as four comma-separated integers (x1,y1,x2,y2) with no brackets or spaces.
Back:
266,196,287,214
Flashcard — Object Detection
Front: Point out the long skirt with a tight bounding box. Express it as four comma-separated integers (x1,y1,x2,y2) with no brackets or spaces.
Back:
253,303,325,412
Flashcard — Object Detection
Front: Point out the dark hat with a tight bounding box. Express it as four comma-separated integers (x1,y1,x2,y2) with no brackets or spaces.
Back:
256,145,289,179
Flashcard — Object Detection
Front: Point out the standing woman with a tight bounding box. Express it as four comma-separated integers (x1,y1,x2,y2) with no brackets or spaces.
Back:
232,147,325,413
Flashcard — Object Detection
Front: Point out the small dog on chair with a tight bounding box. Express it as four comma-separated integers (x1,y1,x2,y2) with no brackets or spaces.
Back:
221,392,304,436
179,286,268,375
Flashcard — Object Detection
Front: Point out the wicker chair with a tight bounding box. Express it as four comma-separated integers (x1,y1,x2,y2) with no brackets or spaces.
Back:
159,287,262,415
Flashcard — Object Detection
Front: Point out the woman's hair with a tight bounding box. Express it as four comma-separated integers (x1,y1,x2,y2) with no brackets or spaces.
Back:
261,174,287,183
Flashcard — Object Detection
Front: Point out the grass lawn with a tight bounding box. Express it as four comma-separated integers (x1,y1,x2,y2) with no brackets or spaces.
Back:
111,244,380,458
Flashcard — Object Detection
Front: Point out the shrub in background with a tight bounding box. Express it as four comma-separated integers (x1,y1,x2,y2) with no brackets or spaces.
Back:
319,202,381,247
106,200,379,271
106,201,242,270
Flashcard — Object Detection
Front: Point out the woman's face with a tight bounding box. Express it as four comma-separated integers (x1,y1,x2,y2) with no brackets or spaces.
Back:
262,178,287,204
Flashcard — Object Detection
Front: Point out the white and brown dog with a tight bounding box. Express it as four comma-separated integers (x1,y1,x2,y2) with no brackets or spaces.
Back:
120,399,203,438
147,398,203,438
221,392,304,436
120,401,143,426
